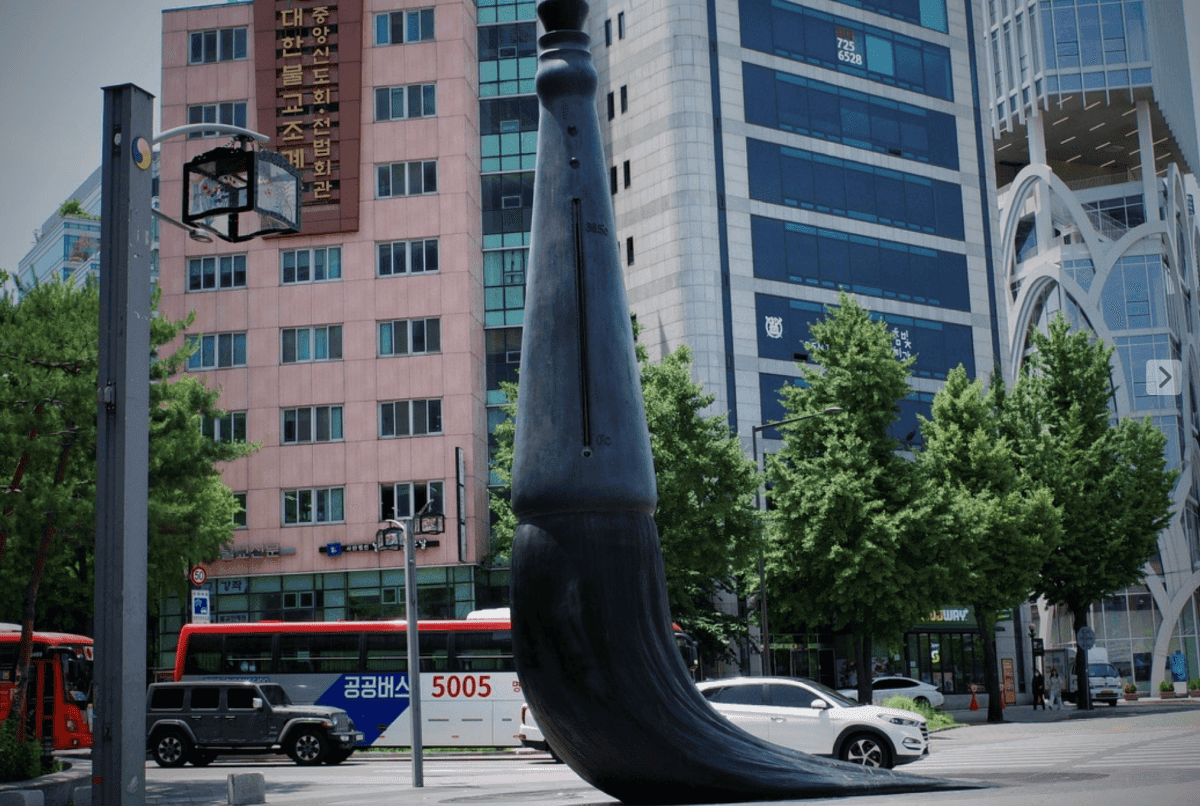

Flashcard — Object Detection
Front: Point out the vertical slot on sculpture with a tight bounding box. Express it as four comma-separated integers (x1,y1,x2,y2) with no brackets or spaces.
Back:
573,197,592,457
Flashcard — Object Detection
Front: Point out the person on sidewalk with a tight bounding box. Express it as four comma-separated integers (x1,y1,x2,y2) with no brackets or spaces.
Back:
1032,669,1046,710
1047,667,1063,710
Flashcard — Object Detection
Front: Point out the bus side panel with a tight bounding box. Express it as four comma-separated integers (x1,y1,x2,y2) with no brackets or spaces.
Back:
310,672,523,747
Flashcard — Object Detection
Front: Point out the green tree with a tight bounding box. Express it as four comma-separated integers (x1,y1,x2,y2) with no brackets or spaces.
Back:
489,340,760,666
917,366,1060,721
0,277,256,635
765,292,946,703
1005,313,1176,702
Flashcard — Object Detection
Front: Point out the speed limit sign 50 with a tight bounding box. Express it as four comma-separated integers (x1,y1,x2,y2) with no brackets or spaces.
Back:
189,566,207,586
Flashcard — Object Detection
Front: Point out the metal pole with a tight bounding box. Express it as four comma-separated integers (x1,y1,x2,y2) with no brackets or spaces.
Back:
95,83,153,806
405,522,424,786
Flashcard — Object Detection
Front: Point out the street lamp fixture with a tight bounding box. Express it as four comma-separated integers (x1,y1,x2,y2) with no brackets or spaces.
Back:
182,137,302,243
750,406,843,676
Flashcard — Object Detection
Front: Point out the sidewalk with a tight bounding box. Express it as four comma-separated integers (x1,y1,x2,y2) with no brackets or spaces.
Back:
942,692,1200,726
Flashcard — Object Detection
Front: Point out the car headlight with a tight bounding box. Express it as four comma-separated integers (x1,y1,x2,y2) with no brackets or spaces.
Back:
883,715,923,728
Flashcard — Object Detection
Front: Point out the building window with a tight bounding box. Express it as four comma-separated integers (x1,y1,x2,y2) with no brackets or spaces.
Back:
607,92,615,120
202,411,247,443
477,22,537,97
484,250,527,327
282,487,344,525
479,97,539,172
282,405,344,444
281,325,343,364
379,318,442,356
375,8,435,45
189,27,247,64
741,63,961,171
380,480,444,521
610,166,618,195
187,333,247,370
626,236,635,266
281,247,342,284
377,161,438,198
618,11,625,39
188,255,246,291
380,399,443,437
233,493,247,529
377,239,439,276
187,102,248,138
375,84,437,121
623,160,631,189
620,85,628,113
605,19,612,46
482,172,534,246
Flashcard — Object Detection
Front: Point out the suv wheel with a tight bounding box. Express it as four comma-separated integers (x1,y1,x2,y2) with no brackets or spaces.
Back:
287,727,329,766
151,728,192,768
839,732,892,769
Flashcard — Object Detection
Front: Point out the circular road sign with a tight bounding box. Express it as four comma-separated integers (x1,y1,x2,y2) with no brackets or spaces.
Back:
1077,626,1096,650
189,566,207,586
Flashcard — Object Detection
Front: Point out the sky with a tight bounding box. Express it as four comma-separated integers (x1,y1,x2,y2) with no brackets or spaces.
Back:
0,0,228,277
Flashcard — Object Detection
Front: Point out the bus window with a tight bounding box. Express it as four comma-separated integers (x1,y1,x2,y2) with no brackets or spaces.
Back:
364,632,407,672
224,634,274,674
420,632,449,672
280,633,361,673
184,633,223,674
453,631,515,672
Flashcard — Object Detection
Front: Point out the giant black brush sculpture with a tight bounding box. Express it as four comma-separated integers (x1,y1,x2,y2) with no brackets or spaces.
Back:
509,1,972,802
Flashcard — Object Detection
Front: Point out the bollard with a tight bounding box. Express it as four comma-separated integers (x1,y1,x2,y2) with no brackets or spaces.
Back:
227,772,265,805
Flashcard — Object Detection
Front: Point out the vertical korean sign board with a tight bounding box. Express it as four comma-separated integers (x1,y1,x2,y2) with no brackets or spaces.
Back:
255,0,362,236
95,83,153,806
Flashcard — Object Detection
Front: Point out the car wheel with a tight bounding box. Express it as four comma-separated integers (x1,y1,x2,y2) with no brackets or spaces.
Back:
287,728,329,766
840,733,892,769
324,748,354,765
151,728,191,768
190,751,217,767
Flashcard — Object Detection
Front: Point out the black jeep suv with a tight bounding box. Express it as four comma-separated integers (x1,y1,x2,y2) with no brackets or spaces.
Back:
146,681,362,767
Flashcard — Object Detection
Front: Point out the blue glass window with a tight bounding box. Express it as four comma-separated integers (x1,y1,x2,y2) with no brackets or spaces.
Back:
739,0,953,100
743,64,958,168
751,216,969,310
755,294,974,379
747,139,964,239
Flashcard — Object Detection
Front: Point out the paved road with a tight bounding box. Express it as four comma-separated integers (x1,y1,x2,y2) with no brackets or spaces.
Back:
140,703,1200,806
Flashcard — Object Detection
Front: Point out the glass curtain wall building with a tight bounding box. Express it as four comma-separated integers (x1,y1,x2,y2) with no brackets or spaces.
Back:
986,0,1200,693
588,0,1008,684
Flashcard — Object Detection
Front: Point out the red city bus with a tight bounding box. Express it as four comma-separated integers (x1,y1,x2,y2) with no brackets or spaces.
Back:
173,611,522,748
0,623,94,750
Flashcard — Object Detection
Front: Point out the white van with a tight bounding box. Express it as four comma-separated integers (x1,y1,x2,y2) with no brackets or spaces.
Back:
1044,646,1123,706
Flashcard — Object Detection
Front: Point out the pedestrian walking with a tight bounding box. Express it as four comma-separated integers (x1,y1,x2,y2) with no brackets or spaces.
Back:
1048,666,1063,710
1032,669,1046,710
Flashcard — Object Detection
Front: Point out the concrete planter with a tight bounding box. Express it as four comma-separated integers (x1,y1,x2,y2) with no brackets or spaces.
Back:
0,756,92,806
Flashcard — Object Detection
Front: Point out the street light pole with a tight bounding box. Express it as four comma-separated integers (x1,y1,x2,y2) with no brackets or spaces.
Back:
750,406,842,676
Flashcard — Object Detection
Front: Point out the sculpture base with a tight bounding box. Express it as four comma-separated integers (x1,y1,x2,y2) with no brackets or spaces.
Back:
511,510,973,804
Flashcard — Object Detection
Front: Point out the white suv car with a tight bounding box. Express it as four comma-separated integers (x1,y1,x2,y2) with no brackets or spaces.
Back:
697,677,928,769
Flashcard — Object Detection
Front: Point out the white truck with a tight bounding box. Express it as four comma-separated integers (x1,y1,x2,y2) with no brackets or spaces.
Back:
1045,646,1123,706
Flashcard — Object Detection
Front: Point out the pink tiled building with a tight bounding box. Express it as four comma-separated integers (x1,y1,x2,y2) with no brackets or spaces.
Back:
155,0,494,663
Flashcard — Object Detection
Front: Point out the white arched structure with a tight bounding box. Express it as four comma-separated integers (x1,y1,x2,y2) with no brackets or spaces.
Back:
1000,157,1200,694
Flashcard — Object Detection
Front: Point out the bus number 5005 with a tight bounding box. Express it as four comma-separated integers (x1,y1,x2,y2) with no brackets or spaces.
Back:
430,675,492,698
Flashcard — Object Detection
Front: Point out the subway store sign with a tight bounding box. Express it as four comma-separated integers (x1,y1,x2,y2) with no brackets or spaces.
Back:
914,608,978,629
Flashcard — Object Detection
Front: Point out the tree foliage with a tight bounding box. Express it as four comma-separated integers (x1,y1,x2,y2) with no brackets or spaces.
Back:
0,277,256,634
917,366,1060,720
765,292,946,701
489,335,760,664
1004,314,1176,648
